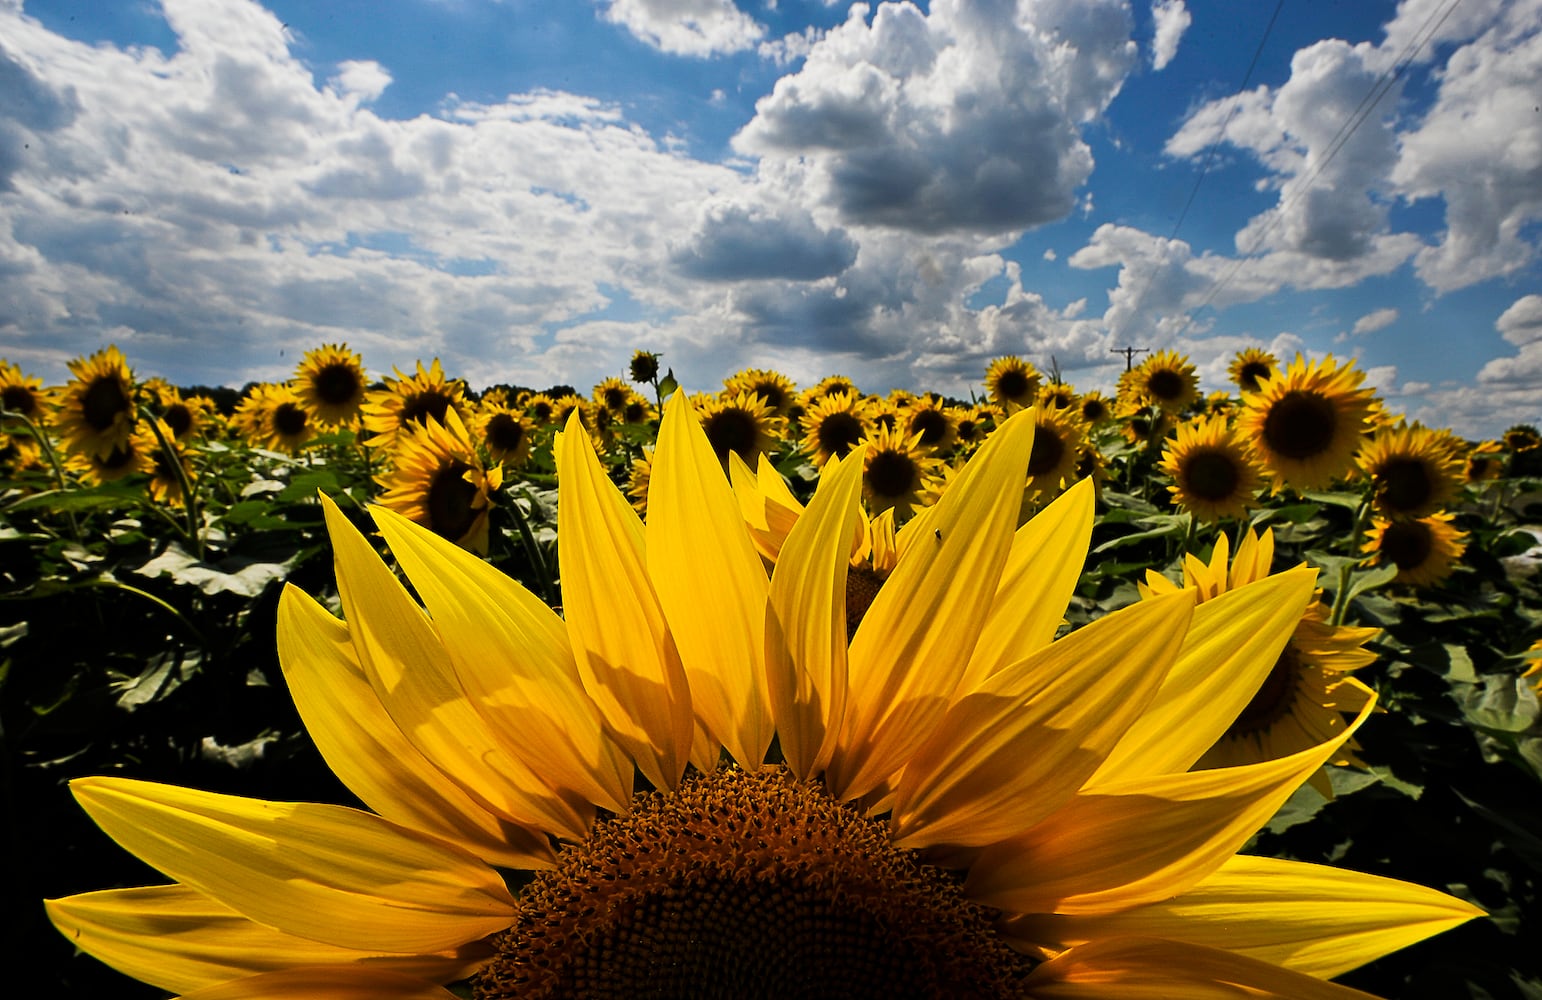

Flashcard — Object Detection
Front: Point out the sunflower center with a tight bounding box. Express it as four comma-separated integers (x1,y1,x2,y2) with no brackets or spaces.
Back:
530,400,555,423
485,413,526,454
1026,429,1065,478
1378,519,1433,571
908,409,948,446
1376,458,1432,513
994,369,1030,401
602,387,628,411
1238,362,1272,392
1231,643,1300,734
1182,449,1241,502
845,565,887,642
1262,390,1336,460
703,407,759,464
426,460,479,542
81,376,130,431
816,412,864,460
2,383,38,416
399,390,453,428
752,381,788,412
1146,369,1185,402
313,363,363,406
476,766,1034,1000
624,400,648,424
273,402,309,438
163,402,193,438
868,450,921,502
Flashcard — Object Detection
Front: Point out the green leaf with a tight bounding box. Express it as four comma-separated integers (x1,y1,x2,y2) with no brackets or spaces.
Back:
1344,561,1400,605
135,544,294,597
1458,674,1540,734
658,368,679,401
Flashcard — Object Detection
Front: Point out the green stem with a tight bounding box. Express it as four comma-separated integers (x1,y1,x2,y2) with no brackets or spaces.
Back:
1330,497,1373,627
140,407,205,560
507,487,559,607
1,408,83,542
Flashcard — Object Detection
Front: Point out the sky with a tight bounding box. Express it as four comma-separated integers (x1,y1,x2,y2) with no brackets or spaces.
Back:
0,0,1539,439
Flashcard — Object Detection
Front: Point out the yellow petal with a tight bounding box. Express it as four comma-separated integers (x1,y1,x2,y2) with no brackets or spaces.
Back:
966,699,1373,915
556,413,694,789
1089,568,1317,785
1022,936,1381,999
276,584,553,870
1006,854,1484,980
648,391,774,767
71,777,515,955
45,885,481,995
322,495,590,840
369,503,631,814
827,408,1037,801
175,968,459,999
961,477,1096,689
891,590,1194,849
766,445,866,779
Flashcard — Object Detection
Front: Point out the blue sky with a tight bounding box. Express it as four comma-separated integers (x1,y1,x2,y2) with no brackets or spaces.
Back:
1,0,1539,437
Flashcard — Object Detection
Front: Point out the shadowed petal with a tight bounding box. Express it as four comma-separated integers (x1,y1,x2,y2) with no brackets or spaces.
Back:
71,777,515,955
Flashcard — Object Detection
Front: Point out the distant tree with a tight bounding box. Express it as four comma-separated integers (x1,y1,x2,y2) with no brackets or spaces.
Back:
179,384,242,416
544,385,578,399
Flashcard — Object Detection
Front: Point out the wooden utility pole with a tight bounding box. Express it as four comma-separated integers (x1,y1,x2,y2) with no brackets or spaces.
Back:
1111,346,1148,370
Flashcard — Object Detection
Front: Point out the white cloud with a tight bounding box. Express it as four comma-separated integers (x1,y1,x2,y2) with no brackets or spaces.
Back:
758,24,822,66
599,0,765,57
1496,294,1542,346
1351,306,1398,335
734,0,1137,235
1165,0,1542,298
1150,0,1190,71
328,60,391,104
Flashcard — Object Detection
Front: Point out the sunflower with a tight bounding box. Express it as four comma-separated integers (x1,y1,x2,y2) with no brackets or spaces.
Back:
1130,350,1200,414
858,424,938,521
1203,390,1236,417
800,390,873,467
620,392,654,426
362,360,469,448
53,345,138,459
984,355,1041,407
902,394,957,453
143,378,211,443
1022,405,1084,507
1503,424,1540,454
0,432,43,476
628,350,660,383
1363,512,1467,588
952,406,987,450
48,398,1477,998
696,391,783,470
1159,416,1265,522
1523,638,1542,694
1117,401,1174,448
290,343,368,426
1077,391,1111,427
1037,383,1076,411
808,373,858,400
234,383,317,455
64,422,155,485
524,392,558,427
376,410,502,554
1228,347,1278,393
1140,528,1381,796
726,367,798,416
592,376,632,416
474,403,534,469
1464,440,1505,483
0,359,51,430
1355,425,1463,519
1236,354,1375,492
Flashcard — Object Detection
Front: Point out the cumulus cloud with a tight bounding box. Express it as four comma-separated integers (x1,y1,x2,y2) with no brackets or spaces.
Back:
1351,306,1398,335
328,60,392,104
599,0,765,57
734,0,1137,235
1150,0,1190,71
1164,0,1542,298
669,200,858,281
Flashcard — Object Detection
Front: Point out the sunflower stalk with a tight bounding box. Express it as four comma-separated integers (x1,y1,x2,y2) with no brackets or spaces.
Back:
1329,496,1373,627
506,485,558,606
140,406,205,561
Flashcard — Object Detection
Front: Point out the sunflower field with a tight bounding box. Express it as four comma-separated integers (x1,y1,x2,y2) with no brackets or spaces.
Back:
3,344,1540,998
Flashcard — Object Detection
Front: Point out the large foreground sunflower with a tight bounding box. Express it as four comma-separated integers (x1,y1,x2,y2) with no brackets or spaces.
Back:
48,399,1478,998
1140,528,1380,796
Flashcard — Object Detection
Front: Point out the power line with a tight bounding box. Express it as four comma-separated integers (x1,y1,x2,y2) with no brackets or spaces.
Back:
1170,0,1463,335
